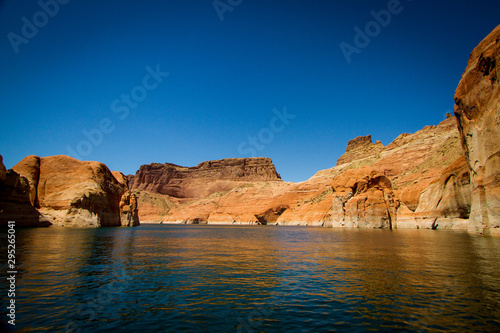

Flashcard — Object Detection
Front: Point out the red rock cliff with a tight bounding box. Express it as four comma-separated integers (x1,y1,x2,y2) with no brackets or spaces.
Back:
1,155,139,227
454,25,500,235
130,157,281,198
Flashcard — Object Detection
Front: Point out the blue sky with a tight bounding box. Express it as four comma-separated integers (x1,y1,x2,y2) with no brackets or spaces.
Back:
0,0,499,182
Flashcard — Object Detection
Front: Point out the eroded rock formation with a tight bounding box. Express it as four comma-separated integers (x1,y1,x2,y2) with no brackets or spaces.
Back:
0,155,47,227
0,155,139,227
11,155,40,207
147,116,469,229
4,28,498,232
330,167,396,229
119,191,139,226
454,25,500,235
137,117,459,227
337,135,384,166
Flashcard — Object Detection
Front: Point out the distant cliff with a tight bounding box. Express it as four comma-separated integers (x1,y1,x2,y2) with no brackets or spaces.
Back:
129,157,281,198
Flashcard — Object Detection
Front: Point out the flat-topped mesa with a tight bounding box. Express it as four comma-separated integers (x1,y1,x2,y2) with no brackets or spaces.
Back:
130,157,282,198
336,135,384,165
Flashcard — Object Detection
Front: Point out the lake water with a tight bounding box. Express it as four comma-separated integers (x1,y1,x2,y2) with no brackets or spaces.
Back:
2,225,500,332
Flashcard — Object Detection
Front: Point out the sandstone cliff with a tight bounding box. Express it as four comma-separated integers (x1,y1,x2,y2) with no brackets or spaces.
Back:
138,117,466,228
5,27,498,231
0,155,139,227
336,135,384,166
0,155,48,227
130,157,281,198
454,25,500,236
119,191,140,227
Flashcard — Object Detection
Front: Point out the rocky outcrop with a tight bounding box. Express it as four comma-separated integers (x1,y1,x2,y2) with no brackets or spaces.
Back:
131,189,176,222
112,171,129,188
368,118,463,211
1,155,139,227
0,155,7,183
0,155,48,227
11,155,40,207
454,25,500,235
119,191,139,226
131,157,281,199
337,135,384,166
415,156,471,219
330,167,396,229
33,156,124,227
255,205,289,225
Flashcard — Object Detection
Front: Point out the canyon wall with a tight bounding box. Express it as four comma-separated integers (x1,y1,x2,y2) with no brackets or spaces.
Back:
2,26,498,232
454,25,500,235
133,117,469,229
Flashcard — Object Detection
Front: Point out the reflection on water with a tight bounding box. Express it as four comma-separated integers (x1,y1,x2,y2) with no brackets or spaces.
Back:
1,226,499,332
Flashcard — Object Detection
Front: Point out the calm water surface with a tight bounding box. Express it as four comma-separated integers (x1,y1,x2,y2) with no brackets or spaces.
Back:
1,225,500,332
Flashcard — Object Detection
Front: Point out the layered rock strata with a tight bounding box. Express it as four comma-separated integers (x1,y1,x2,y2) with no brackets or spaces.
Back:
337,135,384,166
137,117,466,228
130,157,281,199
454,25,500,235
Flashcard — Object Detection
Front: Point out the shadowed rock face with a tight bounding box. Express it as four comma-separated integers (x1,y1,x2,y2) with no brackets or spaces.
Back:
0,155,47,227
130,157,282,198
415,156,471,219
255,205,289,225
11,155,40,207
0,155,6,183
454,25,500,235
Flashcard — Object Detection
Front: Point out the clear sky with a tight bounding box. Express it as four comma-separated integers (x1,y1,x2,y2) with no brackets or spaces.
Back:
0,0,499,182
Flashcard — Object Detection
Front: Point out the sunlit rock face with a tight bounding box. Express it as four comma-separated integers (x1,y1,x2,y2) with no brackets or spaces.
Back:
336,135,384,166
2,155,138,228
119,191,139,227
329,166,396,229
454,25,500,235
129,157,282,199
135,116,466,228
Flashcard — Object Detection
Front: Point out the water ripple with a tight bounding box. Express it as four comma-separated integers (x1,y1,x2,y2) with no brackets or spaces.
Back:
2,226,499,332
